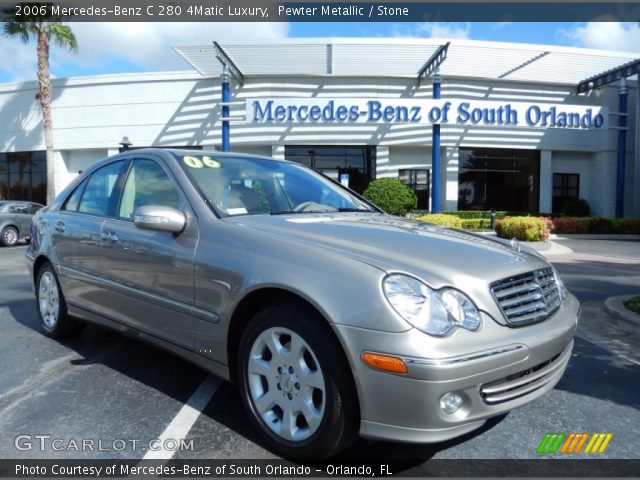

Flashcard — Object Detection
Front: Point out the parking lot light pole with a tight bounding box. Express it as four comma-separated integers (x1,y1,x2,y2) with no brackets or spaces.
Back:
221,65,230,152
616,78,628,218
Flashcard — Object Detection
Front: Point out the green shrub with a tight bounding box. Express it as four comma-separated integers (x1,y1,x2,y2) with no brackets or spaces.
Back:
625,295,640,315
496,216,552,242
363,178,417,216
415,213,462,228
460,218,492,230
559,198,591,217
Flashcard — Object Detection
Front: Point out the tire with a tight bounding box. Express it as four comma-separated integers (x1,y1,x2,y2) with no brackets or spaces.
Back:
36,263,85,338
238,303,359,459
0,225,19,247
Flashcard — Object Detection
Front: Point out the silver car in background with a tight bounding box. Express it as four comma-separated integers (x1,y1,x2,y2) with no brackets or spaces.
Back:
26,149,580,458
0,201,43,247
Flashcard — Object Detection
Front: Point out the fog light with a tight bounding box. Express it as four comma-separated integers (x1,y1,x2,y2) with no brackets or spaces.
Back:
440,392,463,414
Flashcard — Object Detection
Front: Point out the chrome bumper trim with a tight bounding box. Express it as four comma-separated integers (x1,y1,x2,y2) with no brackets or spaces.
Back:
403,344,526,366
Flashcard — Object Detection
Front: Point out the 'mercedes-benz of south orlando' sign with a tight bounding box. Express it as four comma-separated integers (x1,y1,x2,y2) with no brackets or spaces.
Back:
246,98,608,130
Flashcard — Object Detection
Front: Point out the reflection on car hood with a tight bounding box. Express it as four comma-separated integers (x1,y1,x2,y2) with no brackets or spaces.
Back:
225,212,550,288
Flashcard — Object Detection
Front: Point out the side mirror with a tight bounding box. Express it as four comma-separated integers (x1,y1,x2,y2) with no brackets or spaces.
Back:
133,205,186,234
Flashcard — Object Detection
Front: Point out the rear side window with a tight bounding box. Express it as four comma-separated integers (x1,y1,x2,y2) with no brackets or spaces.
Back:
62,178,88,212
77,161,125,216
118,159,180,220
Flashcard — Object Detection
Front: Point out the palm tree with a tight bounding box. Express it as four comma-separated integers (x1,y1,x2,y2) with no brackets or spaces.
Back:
3,4,77,204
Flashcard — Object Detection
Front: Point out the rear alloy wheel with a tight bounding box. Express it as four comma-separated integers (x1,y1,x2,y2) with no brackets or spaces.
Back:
238,303,359,459
37,263,85,338
0,226,19,247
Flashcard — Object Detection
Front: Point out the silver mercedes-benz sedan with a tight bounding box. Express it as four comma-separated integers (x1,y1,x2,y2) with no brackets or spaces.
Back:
26,149,579,458
0,201,43,246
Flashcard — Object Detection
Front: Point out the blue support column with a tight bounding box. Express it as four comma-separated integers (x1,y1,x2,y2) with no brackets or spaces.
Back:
221,65,230,152
615,78,628,218
431,68,441,213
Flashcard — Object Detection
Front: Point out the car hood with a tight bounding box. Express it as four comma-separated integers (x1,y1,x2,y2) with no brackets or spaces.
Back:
225,212,550,289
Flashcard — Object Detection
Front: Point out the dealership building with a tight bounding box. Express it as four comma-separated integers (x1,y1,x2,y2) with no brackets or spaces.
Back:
0,38,638,216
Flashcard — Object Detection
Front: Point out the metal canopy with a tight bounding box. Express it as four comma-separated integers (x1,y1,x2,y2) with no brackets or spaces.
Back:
577,57,640,93
213,41,244,85
417,42,449,84
174,39,639,86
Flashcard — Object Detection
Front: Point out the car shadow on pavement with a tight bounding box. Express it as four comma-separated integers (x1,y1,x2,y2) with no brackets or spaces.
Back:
8,298,208,406
555,335,640,410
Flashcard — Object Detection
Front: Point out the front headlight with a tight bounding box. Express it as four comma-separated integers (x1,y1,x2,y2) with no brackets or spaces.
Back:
382,274,481,337
553,268,568,300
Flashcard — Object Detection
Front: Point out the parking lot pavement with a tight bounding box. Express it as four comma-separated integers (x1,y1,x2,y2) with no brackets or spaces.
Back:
1,244,639,463
543,236,640,303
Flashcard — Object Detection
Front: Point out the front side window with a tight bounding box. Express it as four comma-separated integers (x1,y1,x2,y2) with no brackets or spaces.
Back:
118,159,180,219
77,161,125,216
175,153,374,217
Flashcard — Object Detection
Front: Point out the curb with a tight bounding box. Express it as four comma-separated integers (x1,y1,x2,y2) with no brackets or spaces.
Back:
538,241,573,256
604,295,640,335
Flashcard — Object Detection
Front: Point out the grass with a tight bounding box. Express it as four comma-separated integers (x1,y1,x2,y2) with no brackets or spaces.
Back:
624,295,640,315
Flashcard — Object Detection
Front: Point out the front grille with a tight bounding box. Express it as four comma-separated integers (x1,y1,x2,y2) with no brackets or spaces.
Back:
491,267,561,327
480,342,572,405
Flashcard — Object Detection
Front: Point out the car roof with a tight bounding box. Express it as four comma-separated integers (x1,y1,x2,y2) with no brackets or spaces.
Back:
122,148,293,165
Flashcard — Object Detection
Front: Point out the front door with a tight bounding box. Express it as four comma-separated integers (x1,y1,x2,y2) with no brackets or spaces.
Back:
99,155,198,349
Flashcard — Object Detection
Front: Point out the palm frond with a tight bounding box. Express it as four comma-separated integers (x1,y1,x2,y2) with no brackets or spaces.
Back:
3,21,34,43
47,23,78,52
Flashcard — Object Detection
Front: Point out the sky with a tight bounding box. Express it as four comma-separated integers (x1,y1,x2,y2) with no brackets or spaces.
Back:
1,21,639,84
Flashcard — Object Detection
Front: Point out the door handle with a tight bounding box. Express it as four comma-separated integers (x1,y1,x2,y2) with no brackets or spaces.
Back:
100,231,118,243
54,221,65,233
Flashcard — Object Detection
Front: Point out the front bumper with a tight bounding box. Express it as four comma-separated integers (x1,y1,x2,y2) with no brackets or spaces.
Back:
333,293,580,444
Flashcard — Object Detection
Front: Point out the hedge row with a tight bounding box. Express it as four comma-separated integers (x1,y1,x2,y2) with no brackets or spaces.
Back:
552,217,640,234
415,214,462,228
415,215,494,231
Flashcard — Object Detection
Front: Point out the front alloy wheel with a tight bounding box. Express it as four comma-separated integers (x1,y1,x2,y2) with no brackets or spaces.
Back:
238,303,358,459
248,327,326,442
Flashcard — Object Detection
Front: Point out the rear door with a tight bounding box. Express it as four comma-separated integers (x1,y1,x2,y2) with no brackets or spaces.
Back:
99,155,198,349
52,160,127,314
10,203,32,237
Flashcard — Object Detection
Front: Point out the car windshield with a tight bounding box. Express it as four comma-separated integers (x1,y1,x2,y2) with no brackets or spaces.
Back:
174,153,376,217
0,202,10,212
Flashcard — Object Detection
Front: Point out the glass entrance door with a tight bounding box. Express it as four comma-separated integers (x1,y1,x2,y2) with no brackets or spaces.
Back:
285,146,375,194
458,148,540,212
400,169,430,210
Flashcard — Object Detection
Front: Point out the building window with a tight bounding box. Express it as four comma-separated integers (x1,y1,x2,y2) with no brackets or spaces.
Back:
285,146,375,194
458,148,540,212
399,169,430,210
0,151,46,204
553,173,579,213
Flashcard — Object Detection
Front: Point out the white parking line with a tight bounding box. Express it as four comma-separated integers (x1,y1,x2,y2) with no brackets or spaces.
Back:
143,375,220,460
